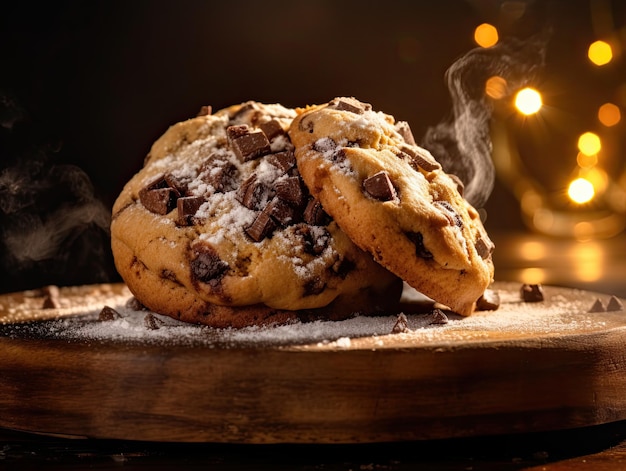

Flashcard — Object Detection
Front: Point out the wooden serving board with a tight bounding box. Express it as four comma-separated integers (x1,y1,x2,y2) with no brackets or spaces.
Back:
1,282,625,443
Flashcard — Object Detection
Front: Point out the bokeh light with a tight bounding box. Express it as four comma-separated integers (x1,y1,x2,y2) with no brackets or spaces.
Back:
577,132,601,156
576,151,597,168
567,178,595,204
598,102,621,126
474,23,499,48
485,76,508,99
514,88,542,115
588,40,613,66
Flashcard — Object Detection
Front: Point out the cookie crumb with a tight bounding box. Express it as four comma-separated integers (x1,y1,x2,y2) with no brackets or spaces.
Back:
391,313,410,333
607,295,624,312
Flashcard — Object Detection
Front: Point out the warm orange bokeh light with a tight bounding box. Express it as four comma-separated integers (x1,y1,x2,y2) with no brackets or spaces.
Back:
514,88,542,115
568,178,595,204
588,40,613,66
474,23,499,48
485,76,507,99
598,103,621,126
577,132,601,156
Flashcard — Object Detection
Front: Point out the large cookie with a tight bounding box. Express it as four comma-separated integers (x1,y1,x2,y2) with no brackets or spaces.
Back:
111,102,401,328
289,97,494,316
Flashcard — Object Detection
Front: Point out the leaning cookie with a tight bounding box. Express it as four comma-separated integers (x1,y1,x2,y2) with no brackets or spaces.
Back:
111,101,401,328
289,97,494,316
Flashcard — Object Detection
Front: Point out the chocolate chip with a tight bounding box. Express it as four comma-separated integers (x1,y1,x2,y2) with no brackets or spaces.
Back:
430,308,449,325
267,197,298,226
227,125,271,162
99,305,121,321
434,201,462,227
304,276,326,296
395,121,416,145
475,236,495,259
164,174,190,196
196,105,212,116
139,176,179,215
406,232,433,259
312,137,337,154
274,176,305,206
125,297,145,311
245,207,277,242
237,174,269,210
198,155,238,193
328,97,372,114
144,313,164,330
295,224,330,255
259,119,286,141
607,295,624,312
190,244,229,285
267,151,296,173
399,144,441,172
303,198,329,226
392,313,410,333
521,283,544,302
476,289,501,311
363,171,397,201
176,196,205,226
588,298,605,313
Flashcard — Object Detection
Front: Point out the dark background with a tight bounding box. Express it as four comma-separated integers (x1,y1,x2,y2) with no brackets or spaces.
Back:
1,0,624,293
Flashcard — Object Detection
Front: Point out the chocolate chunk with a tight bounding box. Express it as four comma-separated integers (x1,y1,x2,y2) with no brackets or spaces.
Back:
295,224,330,255
434,201,462,227
304,276,326,296
125,297,145,311
449,174,465,196
392,313,410,333
328,97,372,114
259,119,286,141
237,174,269,210
139,176,179,215
190,244,229,284
144,313,164,330
430,308,449,325
267,151,296,173
476,289,501,311
607,295,624,312
267,197,298,226
395,121,416,145
406,232,433,259
227,125,271,162
164,173,190,196
196,105,212,117
588,298,605,313
399,144,441,172
521,283,544,302
274,176,305,206
245,207,277,242
303,198,329,226
475,237,494,259
363,171,397,201
99,305,121,321
199,155,238,193
177,196,205,226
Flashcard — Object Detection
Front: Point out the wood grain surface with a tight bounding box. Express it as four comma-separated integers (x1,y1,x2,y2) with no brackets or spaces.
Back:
1,282,625,443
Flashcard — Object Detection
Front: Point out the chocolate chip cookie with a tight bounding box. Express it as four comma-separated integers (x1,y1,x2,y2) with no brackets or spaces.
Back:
111,101,401,328
289,97,494,316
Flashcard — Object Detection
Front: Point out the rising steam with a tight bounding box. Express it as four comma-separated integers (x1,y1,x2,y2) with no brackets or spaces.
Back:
422,30,549,209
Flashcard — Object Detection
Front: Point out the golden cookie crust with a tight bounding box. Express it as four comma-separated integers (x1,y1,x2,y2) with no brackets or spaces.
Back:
111,102,401,327
289,97,494,316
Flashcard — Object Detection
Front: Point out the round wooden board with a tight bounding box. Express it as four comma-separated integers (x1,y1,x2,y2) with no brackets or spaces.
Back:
1,282,625,443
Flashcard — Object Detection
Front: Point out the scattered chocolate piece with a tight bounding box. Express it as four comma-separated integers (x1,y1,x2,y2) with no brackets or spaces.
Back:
176,196,205,226
392,313,410,333
406,232,434,259
227,125,271,162
245,208,277,242
267,151,296,173
125,297,145,311
475,237,495,260
399,144,441,172
303,198,329,226
395,121,416,145
430,308,449,325
476,289,501,311
588,298,605,313
607,295,624,312
274,176,305,206
363,171,397,201
190,244,229,284
434,201,462,227
259,119,286,141
198,156,238,193
521,283,544,302
144,313,164,330
99,305,121,321
267,197,298,226
196,105,212,116
138,176,179,215
237,174,268,210
328,97,372,114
